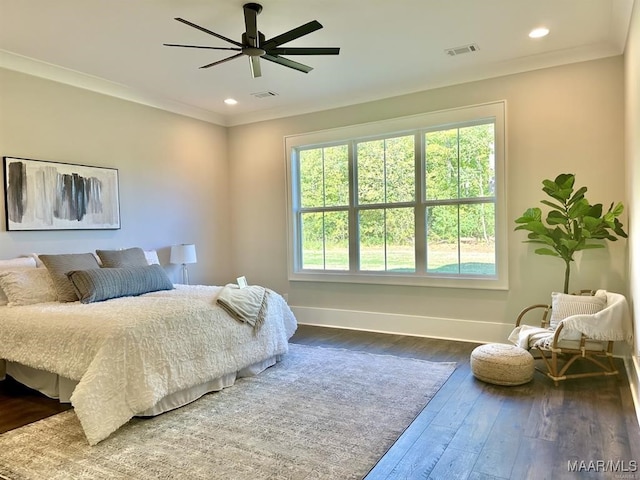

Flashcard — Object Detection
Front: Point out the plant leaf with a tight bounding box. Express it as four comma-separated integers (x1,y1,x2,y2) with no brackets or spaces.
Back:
534,248,559,257
567,186,587,205
611,202,624,217
540,199,565,212
514,207,541,224
546,210,567,225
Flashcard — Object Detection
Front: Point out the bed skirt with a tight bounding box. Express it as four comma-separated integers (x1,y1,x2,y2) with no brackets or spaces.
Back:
2,356,280,416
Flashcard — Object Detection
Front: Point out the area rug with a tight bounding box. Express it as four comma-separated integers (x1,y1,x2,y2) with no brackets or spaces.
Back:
0,344,455,480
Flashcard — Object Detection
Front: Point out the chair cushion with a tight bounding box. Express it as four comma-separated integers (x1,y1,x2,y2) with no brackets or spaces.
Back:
549,291,607,341
470,343,534,386
549,291,607,328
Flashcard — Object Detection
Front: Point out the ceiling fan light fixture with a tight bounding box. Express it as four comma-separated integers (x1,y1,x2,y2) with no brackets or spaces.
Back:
243,47,266,57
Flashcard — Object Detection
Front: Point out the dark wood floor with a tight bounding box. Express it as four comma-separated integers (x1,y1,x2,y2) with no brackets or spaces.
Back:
292,326,640,480
1,325,639,479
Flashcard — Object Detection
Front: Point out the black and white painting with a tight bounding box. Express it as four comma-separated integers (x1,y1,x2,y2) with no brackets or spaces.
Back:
3,157,120,231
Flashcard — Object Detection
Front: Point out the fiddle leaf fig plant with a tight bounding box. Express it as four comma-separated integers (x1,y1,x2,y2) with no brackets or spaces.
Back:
515,173,627,294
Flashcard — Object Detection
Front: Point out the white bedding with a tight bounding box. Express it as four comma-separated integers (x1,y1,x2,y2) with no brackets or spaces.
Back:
0,284,297,445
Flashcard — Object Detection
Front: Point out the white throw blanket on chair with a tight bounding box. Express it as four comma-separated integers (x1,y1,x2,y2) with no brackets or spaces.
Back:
508,290,633,349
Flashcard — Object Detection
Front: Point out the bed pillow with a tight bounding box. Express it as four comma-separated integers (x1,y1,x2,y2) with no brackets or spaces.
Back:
0,257,38,306
0,257,37,269
0,269,57,306
144,250,160,265
66,264,174,304
96,247,149,268
39,253,101,302
549,291,607,340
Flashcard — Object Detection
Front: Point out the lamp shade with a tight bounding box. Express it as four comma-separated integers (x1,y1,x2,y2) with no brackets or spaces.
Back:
170,244,197,264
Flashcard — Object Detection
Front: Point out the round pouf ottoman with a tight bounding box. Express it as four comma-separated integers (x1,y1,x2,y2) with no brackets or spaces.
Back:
470,343,534,386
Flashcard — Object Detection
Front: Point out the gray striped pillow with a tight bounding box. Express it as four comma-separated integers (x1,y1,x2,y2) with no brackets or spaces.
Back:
39,253,101,302
96,247,148,268
66,264,174,304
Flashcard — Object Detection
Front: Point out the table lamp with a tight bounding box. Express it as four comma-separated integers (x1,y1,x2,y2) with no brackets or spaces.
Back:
170,243,197,284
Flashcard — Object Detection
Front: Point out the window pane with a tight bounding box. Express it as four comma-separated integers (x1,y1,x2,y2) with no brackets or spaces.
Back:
357,136,415,205
324,211,349,270
323,145,349,206
359,209,385,270
301,211,349,270
299,146,349,208
357,140,385,205
426,203,497,275
425,129,459,200
299,149,324,208
460,203,496,275
301,212,324,269
359,208,415,272
459,124,495,199
386,207,415,272
426,205,459,273
385,136,415,203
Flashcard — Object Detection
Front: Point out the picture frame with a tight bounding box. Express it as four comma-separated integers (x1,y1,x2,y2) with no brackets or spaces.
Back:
3,157,121,231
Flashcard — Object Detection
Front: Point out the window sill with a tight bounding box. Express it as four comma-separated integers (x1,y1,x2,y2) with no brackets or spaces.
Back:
289,271,508,290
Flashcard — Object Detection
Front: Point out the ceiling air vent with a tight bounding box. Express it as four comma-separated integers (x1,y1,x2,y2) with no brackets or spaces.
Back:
251,91,279,99
445,43,480,56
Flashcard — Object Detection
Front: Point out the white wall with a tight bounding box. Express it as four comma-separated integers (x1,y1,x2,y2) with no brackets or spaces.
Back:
624,0,640,411
0,68,231,286
228,57,628,343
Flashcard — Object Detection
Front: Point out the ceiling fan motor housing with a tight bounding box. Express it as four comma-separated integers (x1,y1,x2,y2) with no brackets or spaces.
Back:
242,32,266,56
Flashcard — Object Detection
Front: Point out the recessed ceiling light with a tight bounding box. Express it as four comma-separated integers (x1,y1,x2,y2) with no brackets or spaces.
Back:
529,27,550,39
224,98,238,105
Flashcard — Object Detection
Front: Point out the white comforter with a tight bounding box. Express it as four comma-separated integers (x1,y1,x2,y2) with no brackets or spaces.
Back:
0,285,297,445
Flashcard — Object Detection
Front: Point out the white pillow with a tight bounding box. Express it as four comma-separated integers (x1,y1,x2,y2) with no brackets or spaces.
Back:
549,291,607,340
0,257,38,306
0,257,37,269
0,269,57,306
144,250,160,265
27,253,45,268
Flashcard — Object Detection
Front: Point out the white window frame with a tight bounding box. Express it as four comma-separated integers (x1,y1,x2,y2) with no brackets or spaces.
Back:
284,101,508,289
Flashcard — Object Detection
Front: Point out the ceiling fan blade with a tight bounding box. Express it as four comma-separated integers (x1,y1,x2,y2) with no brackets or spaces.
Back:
243,3,261,47
249,56,262,78
262,54,313,73
163,43,242,51
261,20,323,49
199,52,244,69
174,17,243,48
266,47,340,55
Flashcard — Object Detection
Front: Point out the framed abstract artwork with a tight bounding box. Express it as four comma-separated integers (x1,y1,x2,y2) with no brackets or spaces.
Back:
3,157,121,231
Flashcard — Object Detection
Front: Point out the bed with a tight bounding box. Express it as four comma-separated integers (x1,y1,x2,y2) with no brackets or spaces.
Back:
0,252,297,445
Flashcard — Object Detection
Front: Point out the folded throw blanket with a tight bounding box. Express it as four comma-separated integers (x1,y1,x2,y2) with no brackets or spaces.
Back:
216,284,268,329
508,325,555,349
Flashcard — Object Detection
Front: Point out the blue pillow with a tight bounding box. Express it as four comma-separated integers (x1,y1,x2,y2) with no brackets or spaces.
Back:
67,264,174,304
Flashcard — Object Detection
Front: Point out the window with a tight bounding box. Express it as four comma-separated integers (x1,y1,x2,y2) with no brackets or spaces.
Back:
285,102,507,289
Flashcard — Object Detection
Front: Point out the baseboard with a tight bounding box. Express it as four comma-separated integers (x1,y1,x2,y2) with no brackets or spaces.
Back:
624,355,640,427
291,305,514,344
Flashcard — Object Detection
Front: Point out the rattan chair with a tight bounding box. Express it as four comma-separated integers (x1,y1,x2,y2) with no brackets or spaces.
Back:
509,290,632,385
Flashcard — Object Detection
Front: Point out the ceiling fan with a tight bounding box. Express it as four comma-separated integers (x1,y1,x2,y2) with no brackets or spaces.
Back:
164,3,340,78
